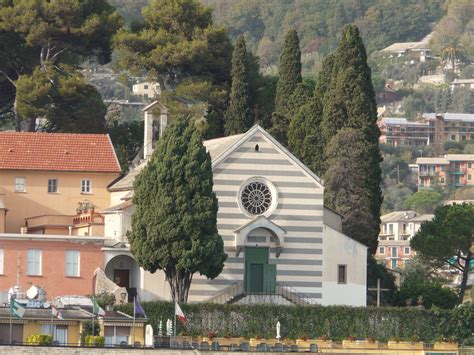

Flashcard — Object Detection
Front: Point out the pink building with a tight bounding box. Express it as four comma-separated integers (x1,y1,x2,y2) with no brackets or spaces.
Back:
376,211,433,270
416,155,474,190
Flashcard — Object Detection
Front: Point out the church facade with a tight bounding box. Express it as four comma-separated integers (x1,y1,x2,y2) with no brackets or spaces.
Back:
104,124,367,306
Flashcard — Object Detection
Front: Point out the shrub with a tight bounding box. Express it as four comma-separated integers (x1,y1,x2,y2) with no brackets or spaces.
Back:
117,301,474,343
85,335,105,347
27,334,52,346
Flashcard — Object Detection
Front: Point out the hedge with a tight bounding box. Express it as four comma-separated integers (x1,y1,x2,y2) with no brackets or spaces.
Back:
85,335,105,347
117,301,474,343
27,334,52,346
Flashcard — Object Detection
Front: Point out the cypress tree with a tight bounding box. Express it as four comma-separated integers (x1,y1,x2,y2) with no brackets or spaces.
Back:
321,25,382,254
288,54,335,176
274,29,302,115
324,128,378,252
224,35,252,135
271,29,302,143
129,118,227,302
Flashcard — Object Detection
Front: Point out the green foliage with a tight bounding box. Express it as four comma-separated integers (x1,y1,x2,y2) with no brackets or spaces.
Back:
367,255,397,306
355,0,444,53
398,259,458,309
274,29,302,116
16,66,106,133
117,300,474,343
320,25,382,253
113,0,233,139
27,334,52,346
85,335,105,347
224,35,252,134
0,0,122,129
411,203,474,303
0,0,122,65
288,53,335,176
271,29,303,145
129,118,226,302
113,0,231,87
382,185,415,213
107,119,144,174
200,0,445,70
324,128,378,251
403,191,443,214
444,141,464,152
94,292,116,308
80,320,100,345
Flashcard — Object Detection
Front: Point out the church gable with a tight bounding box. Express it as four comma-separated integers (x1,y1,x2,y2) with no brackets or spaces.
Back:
188,126,326,302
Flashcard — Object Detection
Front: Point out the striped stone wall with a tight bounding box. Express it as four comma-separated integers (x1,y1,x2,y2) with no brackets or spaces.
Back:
189,131,324,302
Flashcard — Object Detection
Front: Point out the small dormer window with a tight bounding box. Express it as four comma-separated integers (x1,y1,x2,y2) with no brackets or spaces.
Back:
255,144,260,152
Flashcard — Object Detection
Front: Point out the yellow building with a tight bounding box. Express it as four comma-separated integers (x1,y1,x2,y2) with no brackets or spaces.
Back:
0,306,147,347
0,132,121,234
0,307,90,345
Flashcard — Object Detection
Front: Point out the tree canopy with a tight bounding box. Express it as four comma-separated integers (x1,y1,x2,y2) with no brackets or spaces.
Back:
0,0,122,130
129,118,227,302
411,203,474,303
113,0,232,88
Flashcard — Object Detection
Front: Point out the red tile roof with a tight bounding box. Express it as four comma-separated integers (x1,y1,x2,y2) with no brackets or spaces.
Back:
0,132,121,173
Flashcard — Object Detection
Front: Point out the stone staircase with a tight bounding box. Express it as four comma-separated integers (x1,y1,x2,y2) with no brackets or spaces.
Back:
206,281,315,305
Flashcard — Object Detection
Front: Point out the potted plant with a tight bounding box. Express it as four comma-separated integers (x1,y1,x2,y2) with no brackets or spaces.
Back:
388,337,424,350
343,335,379,349
433,337,458,351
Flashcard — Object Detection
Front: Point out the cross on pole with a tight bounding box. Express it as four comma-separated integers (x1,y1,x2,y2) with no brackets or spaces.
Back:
368,278,390,307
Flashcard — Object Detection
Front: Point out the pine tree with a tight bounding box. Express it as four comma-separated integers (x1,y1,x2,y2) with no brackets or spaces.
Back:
129,118,227,302
324,128,378,252
319,25,381,254
271,29,302,143
224,35,252,135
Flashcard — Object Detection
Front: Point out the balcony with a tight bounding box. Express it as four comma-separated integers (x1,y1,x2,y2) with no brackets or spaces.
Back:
419,170,436,177
449,166,467,175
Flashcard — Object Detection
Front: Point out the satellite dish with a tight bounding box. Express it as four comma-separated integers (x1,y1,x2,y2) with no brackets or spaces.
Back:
26,285,38,300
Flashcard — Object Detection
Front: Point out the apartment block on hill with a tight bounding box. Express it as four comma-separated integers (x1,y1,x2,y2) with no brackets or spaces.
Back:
375,211,433,270
416,155,474,190
378,113,474,153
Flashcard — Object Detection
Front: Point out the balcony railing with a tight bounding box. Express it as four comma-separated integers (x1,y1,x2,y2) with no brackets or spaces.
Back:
419,170,436,177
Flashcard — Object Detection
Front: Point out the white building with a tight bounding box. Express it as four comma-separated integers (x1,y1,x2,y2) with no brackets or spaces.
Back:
132,81,160,100
102,105,368,306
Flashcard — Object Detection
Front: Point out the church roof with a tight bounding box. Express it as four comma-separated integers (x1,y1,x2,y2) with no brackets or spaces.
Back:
109,132,245,192
203,133,245,160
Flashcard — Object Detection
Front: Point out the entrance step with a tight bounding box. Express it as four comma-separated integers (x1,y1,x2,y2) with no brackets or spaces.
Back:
233,294,293,305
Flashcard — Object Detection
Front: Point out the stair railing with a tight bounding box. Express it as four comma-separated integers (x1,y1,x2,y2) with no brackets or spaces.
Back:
206,281,244,304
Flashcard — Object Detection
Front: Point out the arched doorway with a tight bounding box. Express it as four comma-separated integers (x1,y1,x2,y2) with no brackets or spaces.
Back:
105,254,140,302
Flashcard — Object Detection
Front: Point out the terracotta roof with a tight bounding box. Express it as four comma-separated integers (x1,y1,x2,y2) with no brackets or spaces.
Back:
0,131,121,173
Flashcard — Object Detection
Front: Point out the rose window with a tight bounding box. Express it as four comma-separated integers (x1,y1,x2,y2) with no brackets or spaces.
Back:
240,181,272,215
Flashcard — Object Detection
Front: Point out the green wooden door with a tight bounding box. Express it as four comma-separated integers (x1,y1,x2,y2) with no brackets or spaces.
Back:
249,264,264,292
245,247,276,293
263,264,276,293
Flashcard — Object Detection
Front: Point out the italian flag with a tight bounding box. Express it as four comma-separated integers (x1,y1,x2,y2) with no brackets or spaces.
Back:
175,302,186,324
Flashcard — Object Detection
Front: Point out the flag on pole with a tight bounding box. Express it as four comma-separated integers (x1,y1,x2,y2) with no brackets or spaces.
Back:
92,297,105,316
134,298,146,317
175,302,186,324
10,299,26,319
51,305,64,320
